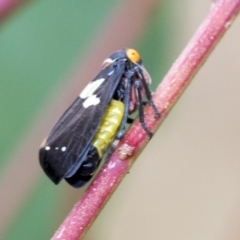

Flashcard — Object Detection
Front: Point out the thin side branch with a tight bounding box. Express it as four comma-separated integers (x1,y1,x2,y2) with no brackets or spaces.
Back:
0,0,28,22
52,0,240,239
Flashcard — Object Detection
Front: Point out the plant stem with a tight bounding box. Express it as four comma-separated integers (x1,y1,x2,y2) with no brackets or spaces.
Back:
51,1,240,239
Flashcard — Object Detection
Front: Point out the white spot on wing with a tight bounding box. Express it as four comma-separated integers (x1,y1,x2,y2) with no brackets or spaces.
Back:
79,78,105,99
83,95,100,108
108,69,114,76
79,78,105,108
61,146,66,152
45,146,50,150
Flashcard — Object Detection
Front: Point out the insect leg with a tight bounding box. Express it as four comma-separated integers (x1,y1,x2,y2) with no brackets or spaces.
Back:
134,80,153,138
116,71,133,139
104,73,132,160
127,117,134,124
104,138,120,161
134,67,160,118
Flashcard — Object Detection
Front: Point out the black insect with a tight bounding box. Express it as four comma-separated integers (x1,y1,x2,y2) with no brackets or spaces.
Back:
39,48,160,188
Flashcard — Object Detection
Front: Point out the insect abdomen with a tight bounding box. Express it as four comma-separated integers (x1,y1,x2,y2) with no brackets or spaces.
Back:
65,100,124,187
92,99,124,157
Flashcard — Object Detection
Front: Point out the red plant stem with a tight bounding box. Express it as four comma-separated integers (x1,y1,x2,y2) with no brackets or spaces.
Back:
51,0,240,239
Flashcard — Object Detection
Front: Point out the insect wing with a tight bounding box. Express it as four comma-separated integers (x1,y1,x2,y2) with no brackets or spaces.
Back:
39,60,126,184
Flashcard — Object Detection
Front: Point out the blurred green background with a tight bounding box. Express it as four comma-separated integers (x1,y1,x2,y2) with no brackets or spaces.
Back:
1,1,240,240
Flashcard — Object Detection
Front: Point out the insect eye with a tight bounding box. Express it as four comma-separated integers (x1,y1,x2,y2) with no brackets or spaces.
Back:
126,49,141,63
102,58,113,69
